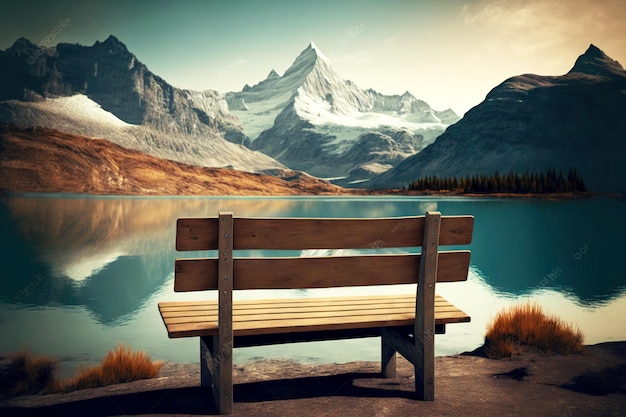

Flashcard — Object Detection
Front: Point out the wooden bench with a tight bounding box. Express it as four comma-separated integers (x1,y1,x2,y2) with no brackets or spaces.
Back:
158,211,473,414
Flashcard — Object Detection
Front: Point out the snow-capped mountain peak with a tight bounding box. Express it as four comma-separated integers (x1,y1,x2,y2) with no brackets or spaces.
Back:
226,42,459,186
307,41,330,61
282,41,333,79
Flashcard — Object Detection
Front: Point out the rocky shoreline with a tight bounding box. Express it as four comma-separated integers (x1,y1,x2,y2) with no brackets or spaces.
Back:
1,342,625,416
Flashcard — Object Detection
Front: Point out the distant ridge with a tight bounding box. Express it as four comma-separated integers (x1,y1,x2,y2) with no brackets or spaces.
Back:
371,44,626,192
0,35,287,174
0,125,344,195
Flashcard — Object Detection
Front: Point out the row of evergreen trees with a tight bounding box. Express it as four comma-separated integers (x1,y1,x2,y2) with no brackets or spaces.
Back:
408,168,586,194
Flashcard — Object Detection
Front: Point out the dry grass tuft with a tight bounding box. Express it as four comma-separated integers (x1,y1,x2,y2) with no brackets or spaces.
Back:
484,302,584,359
62,344,164,391
0,350,59,397
1,345,164,397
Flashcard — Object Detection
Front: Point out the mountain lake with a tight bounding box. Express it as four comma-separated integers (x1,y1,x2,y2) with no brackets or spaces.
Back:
1,194,625,377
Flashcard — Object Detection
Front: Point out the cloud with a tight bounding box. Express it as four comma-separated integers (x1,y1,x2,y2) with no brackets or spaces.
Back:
438,0,625,113
462,0,626,56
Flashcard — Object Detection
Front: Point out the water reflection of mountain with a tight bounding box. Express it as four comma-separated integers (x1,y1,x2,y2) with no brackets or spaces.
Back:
449,198,626,305
2,195,623,320
79,255,172,324
0,196,324,324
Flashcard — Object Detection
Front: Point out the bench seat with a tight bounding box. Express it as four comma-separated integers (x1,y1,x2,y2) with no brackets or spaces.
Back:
158,293,470,341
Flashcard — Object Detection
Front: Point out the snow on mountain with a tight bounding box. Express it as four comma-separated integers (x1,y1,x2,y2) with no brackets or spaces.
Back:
226,42,459,186
231,42,450,144
0,36,287,173
0,94,286,172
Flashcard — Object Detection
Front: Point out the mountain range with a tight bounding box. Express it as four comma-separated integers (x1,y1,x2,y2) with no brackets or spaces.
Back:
0,36,458,189
0,35,284,174
1,36,624,194
226,42,459,186
371,44,626,192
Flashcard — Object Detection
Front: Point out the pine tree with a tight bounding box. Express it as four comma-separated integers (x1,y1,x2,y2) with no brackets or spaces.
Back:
406,167,586,194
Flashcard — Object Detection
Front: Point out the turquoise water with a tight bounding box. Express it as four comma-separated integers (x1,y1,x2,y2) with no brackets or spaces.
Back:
1,194,625,376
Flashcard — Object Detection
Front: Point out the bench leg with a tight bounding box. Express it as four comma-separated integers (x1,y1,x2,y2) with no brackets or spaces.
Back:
200,336,233,414
381,327,434,400
414,330,435,401
381,329,397,378
200,336,214,389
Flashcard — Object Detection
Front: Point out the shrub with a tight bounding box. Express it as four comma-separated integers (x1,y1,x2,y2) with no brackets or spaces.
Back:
62,344,164,391
0,350,58,397
484,302,584,359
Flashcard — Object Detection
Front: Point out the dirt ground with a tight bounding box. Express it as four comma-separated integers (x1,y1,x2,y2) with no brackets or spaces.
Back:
1,342,625,417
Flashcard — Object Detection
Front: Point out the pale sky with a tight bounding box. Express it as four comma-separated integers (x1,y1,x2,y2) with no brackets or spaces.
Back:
1,0,625,116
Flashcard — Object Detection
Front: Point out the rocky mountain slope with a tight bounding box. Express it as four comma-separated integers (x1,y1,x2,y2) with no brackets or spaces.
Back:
371,45,626,192
0,36,286,173
226,42,459,186
0,126,343,195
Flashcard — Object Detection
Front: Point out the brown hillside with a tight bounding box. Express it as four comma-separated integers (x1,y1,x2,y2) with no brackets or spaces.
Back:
0,126,346,195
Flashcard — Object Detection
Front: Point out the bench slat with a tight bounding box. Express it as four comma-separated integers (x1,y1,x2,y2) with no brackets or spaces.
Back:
159,293,458,308
174,250,470,292
163,300,424,319
162,308,470,338
164,306,418,325
161,300,417,317
158,294,470,339
159,296,462,318
176,216,474,251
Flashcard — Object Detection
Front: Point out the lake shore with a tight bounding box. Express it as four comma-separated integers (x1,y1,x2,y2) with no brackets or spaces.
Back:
1,126,613,200
2,341,625,416
363,188,601,200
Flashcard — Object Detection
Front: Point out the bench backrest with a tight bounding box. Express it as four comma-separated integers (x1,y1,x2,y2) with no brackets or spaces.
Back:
174,211,474,292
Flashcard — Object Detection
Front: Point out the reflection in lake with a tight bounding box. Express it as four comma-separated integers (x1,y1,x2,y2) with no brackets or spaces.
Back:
1,194,625,375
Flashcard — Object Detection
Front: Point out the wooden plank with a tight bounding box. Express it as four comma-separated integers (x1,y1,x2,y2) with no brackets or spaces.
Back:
164,305,421,325
175,215,474,251
160,293,423,308
161,302,464,318
174,259,217,292
176,218,219,251
164,310,446,338
161,301,417,318
158,294,470,339
415,211,439,401
216,212,233,415
161,310,471,330
160,296,464,316
161,308,470,326
166,312,413,337
158,295,461,315
163,311,471,339
159,292,458,305
160,308,471,334
158,294,459,313
173,250,470,291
